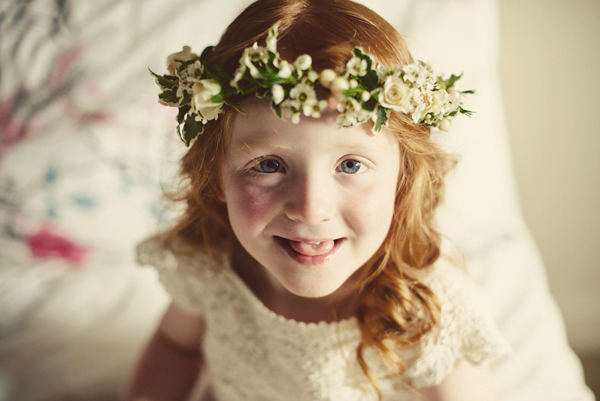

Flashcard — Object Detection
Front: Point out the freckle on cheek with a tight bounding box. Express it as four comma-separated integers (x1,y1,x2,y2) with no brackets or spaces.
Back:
233,186,275,226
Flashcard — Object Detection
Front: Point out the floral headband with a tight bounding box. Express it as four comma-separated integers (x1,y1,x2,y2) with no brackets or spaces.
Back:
151,23,473,146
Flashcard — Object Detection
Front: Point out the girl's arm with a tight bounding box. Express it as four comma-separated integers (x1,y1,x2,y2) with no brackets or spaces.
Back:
124,302,205,401
420,359,499,401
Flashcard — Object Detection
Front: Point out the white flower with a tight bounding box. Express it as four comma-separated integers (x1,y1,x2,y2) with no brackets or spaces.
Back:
278,60,293,79
361,91,371,102
377,64,396,81
243,43,268,77
379,75,411,113
281,99,302,123
330,77,350,92
438,118,452,131
445,94,461,113
191,79,224,120
230,65,246,88
185,60,204,81
347,57,368,76
337,97,363,126
409,89,427,123
319,69,337,88
303,99,328,118
307,70,319,83
266,23,279,54
167,46,197,69
294,54,312,71
402,63,428,89
271,84,285,105
289,81,317,107
425,90,448,116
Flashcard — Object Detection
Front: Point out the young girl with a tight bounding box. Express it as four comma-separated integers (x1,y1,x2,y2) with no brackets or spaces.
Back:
126,0,511,400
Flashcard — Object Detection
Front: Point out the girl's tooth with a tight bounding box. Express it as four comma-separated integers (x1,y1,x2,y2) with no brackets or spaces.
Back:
290,240,335,256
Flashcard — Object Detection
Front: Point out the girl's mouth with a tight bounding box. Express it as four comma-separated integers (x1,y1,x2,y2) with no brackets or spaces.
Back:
274,237,344,265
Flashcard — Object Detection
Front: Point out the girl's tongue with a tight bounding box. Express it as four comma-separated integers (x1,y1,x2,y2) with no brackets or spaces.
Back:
289,239,335,256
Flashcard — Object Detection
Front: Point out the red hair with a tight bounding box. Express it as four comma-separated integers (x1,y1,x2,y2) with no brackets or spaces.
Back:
164,0,453,396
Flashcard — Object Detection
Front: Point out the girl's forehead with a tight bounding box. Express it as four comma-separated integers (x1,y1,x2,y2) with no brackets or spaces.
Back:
228,99,396,152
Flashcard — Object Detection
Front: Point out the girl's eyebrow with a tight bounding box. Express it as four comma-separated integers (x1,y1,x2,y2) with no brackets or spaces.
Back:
230,141,294,153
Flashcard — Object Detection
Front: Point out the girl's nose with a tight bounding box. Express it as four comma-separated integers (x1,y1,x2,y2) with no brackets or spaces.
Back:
284,173,336,225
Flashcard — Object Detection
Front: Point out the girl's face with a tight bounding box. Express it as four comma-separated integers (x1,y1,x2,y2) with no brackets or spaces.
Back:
220,99,400,299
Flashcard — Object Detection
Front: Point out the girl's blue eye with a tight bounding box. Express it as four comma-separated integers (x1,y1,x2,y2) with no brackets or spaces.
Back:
340,159,362,174
254,159,282,173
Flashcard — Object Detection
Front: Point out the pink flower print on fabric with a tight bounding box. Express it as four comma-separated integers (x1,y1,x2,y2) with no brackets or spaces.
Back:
25,227,87,264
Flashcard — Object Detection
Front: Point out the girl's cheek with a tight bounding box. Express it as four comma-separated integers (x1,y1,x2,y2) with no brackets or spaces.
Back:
228,181,282,228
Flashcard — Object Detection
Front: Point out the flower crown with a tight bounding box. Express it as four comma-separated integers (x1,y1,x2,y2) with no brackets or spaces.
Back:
151,23,473,146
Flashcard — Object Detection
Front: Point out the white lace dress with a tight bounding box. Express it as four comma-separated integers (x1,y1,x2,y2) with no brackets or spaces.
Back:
137,237,511,401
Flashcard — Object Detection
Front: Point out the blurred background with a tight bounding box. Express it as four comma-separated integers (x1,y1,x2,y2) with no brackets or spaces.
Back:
499,0,599,357
499,0,600,393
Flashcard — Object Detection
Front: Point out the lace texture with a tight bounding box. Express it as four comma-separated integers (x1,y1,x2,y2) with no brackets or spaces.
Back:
136,237,511,400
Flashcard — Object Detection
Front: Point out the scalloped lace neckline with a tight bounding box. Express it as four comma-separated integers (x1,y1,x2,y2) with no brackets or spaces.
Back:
218,257,358,331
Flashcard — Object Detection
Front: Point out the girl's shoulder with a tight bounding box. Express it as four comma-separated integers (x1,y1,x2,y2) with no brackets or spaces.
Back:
404,258,512,388
135,234,223,316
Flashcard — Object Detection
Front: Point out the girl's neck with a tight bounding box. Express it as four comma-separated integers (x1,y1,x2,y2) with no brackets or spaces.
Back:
230,243,360,324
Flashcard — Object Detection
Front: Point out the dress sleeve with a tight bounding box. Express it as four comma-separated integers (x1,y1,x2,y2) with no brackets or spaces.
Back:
405,260,512,388
136,236,206,316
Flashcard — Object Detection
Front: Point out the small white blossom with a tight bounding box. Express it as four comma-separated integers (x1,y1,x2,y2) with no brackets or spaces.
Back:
290,81,317,107
186,60,204,82
278,60,293,79
330,77,350,92
438,117,452,132
319,69,337,88
402,63,428,88
243,43,268,77
294,54,312,71
445,95,461,113
230,65,246,88
281,99,302,124
266,23,279,54
307,70,319,83
271,84,285,105
303,99,328,118
376,64,393,80
347,57,368,76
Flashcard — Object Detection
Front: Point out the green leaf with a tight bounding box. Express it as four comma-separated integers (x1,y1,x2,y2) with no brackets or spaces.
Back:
224,99,245,115
158,88,179,105
177,105,191,124
445,73,463,89
180,114,204,146
182,90,191,106
362,97,377,112
271,101,283,119
149,69,177,89
459,107,474,117
373,106,389,132
210,92,225,103
362,69,379,89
